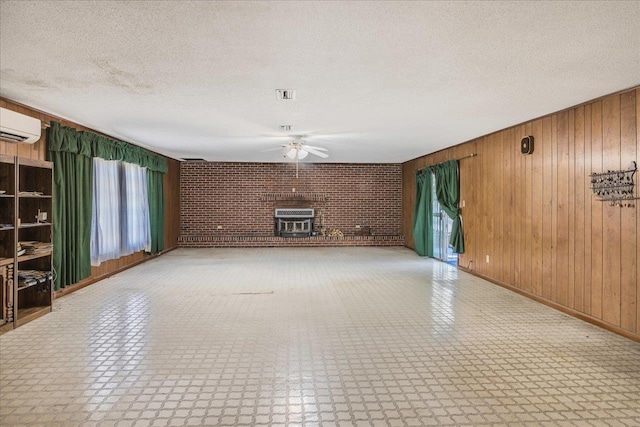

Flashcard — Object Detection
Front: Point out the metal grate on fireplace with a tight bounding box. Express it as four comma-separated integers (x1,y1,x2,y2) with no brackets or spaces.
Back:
274,208,315,237
274,208,314,218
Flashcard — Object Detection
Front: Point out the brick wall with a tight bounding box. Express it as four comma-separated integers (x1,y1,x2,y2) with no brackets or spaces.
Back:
180,162,402,245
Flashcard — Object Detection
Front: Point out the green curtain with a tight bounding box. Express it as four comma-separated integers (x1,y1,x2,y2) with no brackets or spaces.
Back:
47,123,93,290
147,170,165,253
433,160,465,253
48,121,168,287
412,170,433,257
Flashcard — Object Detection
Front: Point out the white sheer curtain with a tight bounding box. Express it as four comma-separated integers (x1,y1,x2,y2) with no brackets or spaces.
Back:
121,162,151,255
91,158,121,266
91,159,151,266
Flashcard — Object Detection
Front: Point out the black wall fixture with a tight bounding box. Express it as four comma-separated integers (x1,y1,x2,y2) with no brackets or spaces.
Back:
521,136,534,155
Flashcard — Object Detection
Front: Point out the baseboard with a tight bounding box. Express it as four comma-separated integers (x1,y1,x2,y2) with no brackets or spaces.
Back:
458,266,640,343
54,246,177,299
0,321,13,335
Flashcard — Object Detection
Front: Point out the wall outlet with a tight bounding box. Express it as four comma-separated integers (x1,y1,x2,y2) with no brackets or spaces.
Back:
486,255,490,263
355,225,361,229
461,200,466,208
217,225,223,230
292,187,296,192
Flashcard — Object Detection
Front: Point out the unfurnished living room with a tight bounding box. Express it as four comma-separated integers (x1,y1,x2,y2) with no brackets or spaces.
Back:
0,1,639,426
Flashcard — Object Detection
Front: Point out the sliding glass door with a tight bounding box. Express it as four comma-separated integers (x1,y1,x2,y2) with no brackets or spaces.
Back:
431,174,458,265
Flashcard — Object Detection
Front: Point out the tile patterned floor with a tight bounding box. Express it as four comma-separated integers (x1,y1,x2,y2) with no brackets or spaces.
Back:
1,247,639,427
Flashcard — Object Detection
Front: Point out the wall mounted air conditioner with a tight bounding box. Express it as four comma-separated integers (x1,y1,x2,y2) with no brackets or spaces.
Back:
0,107,42,144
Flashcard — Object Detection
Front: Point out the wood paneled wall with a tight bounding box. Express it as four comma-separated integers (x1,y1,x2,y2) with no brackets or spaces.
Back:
0,97,180,296
403,87,639,341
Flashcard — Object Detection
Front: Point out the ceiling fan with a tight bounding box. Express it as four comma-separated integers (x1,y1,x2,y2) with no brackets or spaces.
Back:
265,139,328,177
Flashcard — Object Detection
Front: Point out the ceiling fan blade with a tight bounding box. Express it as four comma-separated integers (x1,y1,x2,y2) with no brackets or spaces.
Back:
304,145,328,151
261,146,287,152
304,147,329,158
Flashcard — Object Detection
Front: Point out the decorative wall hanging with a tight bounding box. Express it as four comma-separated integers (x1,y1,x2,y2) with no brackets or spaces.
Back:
589,161,637,207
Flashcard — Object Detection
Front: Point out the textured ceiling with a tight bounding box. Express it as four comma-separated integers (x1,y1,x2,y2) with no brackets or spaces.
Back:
1,1,638,163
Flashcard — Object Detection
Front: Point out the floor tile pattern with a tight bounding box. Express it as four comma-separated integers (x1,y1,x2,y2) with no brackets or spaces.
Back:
1,247,639,426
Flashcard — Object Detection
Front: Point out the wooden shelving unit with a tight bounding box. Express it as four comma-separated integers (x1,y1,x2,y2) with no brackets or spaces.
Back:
0,155,53,334
0,155,15,332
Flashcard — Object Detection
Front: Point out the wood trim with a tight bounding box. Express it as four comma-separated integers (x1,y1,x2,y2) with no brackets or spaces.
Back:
459,266,640,344
0,322,13,335
16,306,51,327
53,247,177,299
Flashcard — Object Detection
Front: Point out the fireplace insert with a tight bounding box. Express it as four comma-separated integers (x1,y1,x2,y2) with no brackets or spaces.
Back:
274,208,314,238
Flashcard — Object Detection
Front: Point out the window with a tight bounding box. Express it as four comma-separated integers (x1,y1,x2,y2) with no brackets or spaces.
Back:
90,158,150,266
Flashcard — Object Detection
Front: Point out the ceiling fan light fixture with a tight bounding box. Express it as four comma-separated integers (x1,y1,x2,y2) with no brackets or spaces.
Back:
297,149,308,159
286,148,297,159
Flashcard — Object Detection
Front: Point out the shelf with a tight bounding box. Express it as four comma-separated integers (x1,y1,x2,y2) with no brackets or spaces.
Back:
18,251,52,263
16,306,51,326
19,222,51,229
17,158,53,169
17,278,50,291
0,154,14,165
0,194,14,198
0,226,15,231
0,257,13,266
18,195,52,199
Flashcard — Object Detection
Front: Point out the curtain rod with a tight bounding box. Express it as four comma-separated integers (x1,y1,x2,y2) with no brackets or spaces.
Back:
415,153,477,173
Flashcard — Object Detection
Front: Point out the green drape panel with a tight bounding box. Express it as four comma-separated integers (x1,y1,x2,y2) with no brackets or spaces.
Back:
412,170,434,257
147,171,165,253
48,124,93,290
48,122,167,172
433,160,465,254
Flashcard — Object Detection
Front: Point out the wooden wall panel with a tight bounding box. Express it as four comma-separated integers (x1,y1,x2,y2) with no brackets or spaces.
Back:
532,120,543,297
637,88,640,334
637,88,640,335
583,104,593,316
515,125,526,290
573,106,585,312
602,96,621,326
590,101,604,319
568,109,575,309
0,97,181,297
557,111,569,307
402,87,640,341
163,159,181,249
542,117,553,300
620,91,637,332
524,122,533,294
551,115,559,303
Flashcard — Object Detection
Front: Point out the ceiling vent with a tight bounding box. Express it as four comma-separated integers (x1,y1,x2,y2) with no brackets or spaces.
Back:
0,107,42,144
280,125,292,131
276,89,296,100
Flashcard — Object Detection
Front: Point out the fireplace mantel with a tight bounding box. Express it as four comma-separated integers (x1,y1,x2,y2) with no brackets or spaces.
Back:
260,192,327,202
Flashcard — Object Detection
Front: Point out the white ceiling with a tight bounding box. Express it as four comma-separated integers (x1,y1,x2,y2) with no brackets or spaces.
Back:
1,1,638,163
